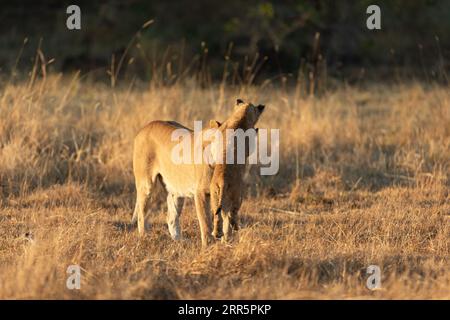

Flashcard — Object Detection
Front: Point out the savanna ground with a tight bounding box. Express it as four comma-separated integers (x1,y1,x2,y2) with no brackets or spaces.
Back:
0,72,449,299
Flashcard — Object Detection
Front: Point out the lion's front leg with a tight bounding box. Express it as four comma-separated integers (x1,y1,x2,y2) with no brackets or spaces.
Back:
194,192,213,248
221,210,233,243
212,211,223,239
222,205,240,243
230,209,239,231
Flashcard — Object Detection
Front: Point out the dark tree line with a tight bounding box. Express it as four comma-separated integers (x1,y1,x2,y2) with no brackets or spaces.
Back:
0,0,449,81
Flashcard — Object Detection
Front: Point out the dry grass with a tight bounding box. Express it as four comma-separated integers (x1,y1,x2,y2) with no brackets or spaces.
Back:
0,74,449,299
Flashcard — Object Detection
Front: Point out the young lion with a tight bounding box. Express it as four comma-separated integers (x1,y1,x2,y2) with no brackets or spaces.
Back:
131,120,216,247
209,99,265,242
131,99,264,247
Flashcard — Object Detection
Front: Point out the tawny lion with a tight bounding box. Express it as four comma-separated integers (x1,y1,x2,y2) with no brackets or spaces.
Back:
209,100,265,242
131,99,265,247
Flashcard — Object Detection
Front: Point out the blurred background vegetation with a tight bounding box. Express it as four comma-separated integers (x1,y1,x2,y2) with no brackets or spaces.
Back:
0,0,449,85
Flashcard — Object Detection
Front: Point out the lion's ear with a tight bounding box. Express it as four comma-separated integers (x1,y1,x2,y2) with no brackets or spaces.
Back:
236,99,244,105
257,104,265,113
209,120,221,128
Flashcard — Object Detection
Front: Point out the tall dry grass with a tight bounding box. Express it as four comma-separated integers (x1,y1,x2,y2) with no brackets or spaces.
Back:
0,68,449,298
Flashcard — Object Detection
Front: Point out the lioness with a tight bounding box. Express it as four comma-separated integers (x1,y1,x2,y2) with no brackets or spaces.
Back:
131,99,264,247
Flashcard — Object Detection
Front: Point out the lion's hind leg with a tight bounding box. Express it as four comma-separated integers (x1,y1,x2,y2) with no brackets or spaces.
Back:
167,193,184,240
132,178,153,236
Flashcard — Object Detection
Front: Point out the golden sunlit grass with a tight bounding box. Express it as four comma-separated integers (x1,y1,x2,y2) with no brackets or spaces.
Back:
0,74,449,299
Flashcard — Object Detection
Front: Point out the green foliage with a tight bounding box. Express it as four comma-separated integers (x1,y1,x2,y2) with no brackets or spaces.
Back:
0,0,448,79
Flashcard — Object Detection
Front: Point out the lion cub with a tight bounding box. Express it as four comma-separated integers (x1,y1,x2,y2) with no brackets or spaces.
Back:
209,99,265,242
